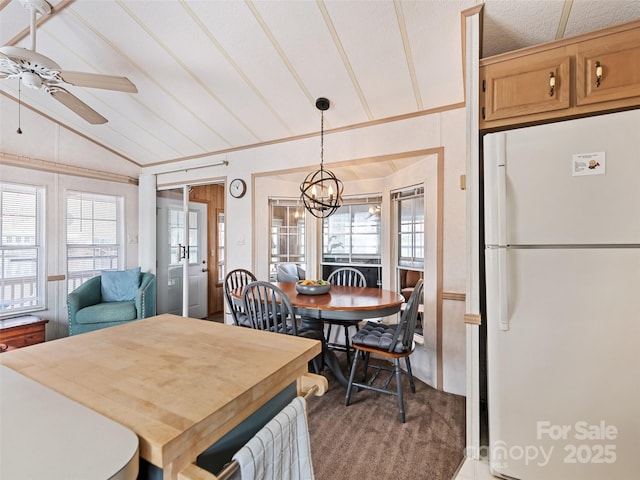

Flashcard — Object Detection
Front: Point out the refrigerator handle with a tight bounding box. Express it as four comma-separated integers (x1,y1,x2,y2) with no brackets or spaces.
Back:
497,247,509,331
497,162,507,246
483,132,507,246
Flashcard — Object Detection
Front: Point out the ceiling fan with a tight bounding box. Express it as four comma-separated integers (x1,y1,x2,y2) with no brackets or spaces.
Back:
0,0,137,125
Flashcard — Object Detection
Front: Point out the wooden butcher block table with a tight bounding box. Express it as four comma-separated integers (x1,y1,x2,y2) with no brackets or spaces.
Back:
0,314,322,480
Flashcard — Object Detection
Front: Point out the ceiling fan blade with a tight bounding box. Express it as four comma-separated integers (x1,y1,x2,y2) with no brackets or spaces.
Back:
48,87,108,124
57,71,138,93
0,49,20,79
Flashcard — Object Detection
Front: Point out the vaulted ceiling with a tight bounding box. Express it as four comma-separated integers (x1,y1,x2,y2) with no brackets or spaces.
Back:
2,0,639,172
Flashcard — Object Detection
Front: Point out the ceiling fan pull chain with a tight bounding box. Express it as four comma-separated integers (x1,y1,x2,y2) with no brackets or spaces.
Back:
17,80,23,135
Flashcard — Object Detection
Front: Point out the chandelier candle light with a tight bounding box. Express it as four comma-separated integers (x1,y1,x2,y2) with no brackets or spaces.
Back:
300,97,344,218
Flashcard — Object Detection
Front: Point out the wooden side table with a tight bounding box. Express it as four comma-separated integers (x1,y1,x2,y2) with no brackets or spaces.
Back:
0,316,48,349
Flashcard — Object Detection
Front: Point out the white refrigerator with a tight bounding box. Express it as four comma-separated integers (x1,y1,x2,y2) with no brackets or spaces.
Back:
483,109,640,480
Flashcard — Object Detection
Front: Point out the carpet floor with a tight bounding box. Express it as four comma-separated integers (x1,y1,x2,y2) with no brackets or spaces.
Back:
306,353,466,480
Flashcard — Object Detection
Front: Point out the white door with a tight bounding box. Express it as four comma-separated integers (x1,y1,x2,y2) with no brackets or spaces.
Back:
186,202,208,319
156,195,208,318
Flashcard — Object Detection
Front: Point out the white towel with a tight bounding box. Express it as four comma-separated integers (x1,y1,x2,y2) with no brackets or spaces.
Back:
231,396,314,480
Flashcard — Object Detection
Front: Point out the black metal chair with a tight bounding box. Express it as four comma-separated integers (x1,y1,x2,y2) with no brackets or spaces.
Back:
345,279,424,423
325,267,367,366
223,269,256,327
242,281,324,373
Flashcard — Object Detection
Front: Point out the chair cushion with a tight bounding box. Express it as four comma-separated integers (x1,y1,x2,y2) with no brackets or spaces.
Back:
75,301,137,324
235,311,254,328
351,321,407,353
297,327,325,342
101,267,141,302
277,325,296,335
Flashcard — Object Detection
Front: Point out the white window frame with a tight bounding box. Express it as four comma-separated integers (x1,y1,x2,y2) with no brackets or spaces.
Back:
167,206,201,266
66,190,124,293
322,195,382,266
320,195,383,288
269,198,305,279
217,210,225,283
0,181,46,317
394,186,425,269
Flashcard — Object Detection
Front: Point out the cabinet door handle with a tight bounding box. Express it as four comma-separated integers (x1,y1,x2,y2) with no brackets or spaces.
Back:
549,72,555,97
595,61,603,88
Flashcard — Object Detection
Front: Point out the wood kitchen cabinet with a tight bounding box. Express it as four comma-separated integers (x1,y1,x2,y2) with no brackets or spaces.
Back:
480,19,640,130
576,28,640,106
481,50,570,122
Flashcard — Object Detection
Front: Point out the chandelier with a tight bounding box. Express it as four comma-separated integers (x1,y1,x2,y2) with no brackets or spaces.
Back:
300,97,344,218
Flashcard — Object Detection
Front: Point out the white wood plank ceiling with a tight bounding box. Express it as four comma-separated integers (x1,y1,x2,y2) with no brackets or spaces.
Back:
1,0,639,171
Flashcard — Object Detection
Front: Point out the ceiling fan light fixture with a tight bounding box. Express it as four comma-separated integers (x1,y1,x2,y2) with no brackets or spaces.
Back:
300,97,344,219
20,71,42,89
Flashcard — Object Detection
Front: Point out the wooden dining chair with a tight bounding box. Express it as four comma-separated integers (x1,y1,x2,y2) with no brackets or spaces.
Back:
224,269,256,327
242,281,324,373
325,267,367,366
242,281,297,333
344,279,424,423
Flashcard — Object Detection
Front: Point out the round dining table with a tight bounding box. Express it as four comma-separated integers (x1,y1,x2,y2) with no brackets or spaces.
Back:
234,281,404,387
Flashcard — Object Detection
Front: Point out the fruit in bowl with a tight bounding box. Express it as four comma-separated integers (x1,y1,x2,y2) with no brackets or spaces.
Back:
298,279,329,286
296,279,331,295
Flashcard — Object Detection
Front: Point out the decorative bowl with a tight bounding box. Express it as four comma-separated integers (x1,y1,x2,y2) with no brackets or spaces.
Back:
295,282,331,295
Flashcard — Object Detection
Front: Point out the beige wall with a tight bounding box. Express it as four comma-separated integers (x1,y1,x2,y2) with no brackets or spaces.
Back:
1,105,468,395
0,162,139,340
147,105,468,395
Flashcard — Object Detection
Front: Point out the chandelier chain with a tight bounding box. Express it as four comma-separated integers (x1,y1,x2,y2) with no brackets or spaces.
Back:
320,110,324,169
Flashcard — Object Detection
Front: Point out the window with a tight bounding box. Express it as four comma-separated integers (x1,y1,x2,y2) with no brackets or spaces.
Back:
1,182,45,316
322,196,382,287
167,208,200,266
269,199,305,278
322,197,382,265
394,186,424,269
217,210,225,283
66,191,123,292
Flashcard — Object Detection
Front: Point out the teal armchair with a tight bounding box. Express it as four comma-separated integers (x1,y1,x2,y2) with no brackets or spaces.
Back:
67,272,156,335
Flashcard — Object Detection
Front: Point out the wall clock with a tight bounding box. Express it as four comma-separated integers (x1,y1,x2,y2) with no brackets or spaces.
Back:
229,178,247,198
